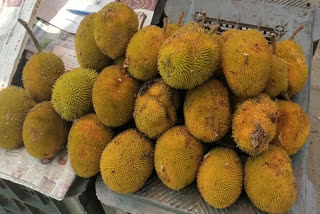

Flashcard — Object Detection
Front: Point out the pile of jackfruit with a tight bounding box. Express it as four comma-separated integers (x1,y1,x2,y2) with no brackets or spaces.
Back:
0,1,311,213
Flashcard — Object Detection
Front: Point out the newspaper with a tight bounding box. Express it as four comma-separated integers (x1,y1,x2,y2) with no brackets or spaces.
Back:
0,0,42,91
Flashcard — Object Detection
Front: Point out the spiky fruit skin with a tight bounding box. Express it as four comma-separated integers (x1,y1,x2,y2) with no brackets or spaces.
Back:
232,94,278,156
276,40,308,97
23,52,64,102
172,22,201,35
94,2,138,59
51,68,98,121
75,13,111,72
184,79,231,143
158,30,220,89
93,65,139,127
245,145,297,213
23,101,69,159
219,29,239,48
165,23,179,37
264,55,288,97
0,87,35,149
68,114,113,178
155,126,204,190
134,79,176,138
272,100,310,155
222,29,272,97
100,129,154,194
197,147,243,209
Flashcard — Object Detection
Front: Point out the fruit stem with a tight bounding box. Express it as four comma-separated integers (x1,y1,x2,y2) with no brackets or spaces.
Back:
115,0,120,2
163,17,168,33
139,13,147,30
281,92,292,102
177,11,184,26
271,34,276,55
201,12,207,28
17,18,41,53
290,25,304,40
208,24,220,35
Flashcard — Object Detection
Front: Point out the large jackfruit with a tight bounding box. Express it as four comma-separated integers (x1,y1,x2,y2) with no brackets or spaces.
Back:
197,147,243,208
155,126,204,190
184,79,231,143
100,129,154,194
23,101,69,159
94,2,138,59
68,114,113,178
222,29,272,97
272,100,310,155
75,13,111,72
93,65,140,127
51,68,98,121
0,86,35,149
245,145,297,213
23,52,65,102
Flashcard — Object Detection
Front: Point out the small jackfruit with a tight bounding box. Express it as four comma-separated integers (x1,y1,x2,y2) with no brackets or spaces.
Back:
272,100,310,155
92,65,140,127
155,126,204,190
22,52,65,102
100,129,154,194
184,79,231,143
197,147,243,209
51,68,98,121
23,101,69,159
94,2,138,59
75,13,111,72
0,86,35,149
222,29,272,97
232,94,278,156
219,29,239,48
245,145,297,213
68,114,113,178
165,11,185,37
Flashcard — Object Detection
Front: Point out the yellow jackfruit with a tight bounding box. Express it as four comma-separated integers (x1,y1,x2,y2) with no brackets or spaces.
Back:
155,126,204,190
232,94,278,156
222,29,272,97
245,145,297,213
0,86,35,149
100,129,154,194
219,29,239,48
197,147,243,209
68,114,113,178
272,100,310,155
94,2,138,59
75,13,111,72
23,101,69,159
165,11,184,37
22,52,64,102
184,79,231,143
51,68,98,121
92,65,140,127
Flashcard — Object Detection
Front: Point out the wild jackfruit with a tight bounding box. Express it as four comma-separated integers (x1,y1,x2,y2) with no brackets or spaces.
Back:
197,147,243,208
23,101,69,159
100,129,154,194
94,2,138,59
245,145,297,213
184,79,231,143
155,126,204,190
92,65,140,127
22,52,64,102
165,11,184,37
51,68,98,121
232,94,278,156
68,114,113,178
272,100,310,155
0,86,35,149
222,29,272,97
219,29,239,48
75,13,111,72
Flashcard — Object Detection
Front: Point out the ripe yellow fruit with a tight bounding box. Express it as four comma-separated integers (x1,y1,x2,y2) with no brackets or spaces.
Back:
23,101,69,159
184,79,231,143
197,147,243,208
222,29,272,97
219,29,239,48
68,114,113,178
245,145,297,213
100,129,154,194
92,65,140,127
155,126,204,190
272,100,310,155
232,94,278,156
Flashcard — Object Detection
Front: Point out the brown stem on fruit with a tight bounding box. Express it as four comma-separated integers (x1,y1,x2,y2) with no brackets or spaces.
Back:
139,13,147,30
163,17,168,33
115,0,120,2
290,25,304,40
201,12,207,28
17,18,41,53
281,92,292,102
177,11,184,26
208,24,220,35
271,34,276,55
